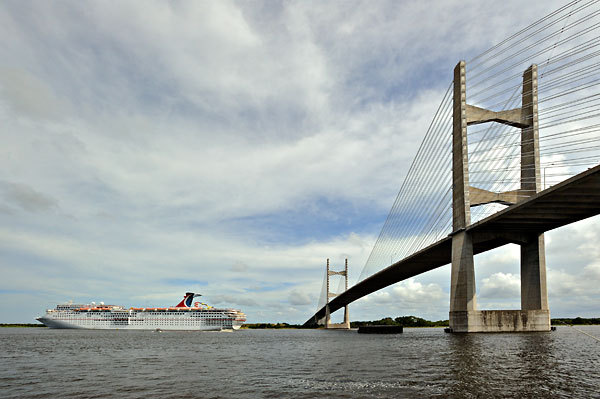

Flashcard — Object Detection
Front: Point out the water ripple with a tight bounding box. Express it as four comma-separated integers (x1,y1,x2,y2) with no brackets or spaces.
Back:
0,327,599,398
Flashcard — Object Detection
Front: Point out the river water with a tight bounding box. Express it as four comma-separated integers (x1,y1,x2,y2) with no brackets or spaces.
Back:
1,326,599,398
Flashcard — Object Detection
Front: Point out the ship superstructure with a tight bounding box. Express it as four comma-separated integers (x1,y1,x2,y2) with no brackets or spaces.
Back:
37,293,246,331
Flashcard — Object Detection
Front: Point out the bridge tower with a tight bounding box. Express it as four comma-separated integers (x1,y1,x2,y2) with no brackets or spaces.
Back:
449,61,550,332
324,258,350,329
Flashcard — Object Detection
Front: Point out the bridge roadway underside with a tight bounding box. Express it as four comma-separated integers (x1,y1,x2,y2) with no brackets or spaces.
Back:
304,164,600,326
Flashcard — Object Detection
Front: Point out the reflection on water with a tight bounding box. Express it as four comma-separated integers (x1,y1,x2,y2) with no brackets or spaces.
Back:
0,327,598,398
447,332,558,397
447,333,484,397
444,329,600,398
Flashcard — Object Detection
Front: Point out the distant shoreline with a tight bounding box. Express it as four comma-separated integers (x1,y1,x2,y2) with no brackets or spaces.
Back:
0,323,46,328
242,316,600,329
3,317,599,328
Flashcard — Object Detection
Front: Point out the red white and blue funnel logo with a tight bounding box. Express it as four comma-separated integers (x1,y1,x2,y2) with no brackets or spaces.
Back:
175,292,201,308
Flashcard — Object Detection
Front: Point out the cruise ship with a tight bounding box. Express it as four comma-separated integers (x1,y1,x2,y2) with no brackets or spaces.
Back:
36,293,246,330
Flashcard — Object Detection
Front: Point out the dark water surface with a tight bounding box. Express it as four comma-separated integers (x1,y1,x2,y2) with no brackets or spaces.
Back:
1,326,599,398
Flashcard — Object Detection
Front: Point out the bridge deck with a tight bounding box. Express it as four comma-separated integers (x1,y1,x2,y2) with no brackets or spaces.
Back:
305,164,600,326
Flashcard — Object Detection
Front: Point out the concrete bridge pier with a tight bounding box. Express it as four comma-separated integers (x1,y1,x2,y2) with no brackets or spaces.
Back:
448,61,550,332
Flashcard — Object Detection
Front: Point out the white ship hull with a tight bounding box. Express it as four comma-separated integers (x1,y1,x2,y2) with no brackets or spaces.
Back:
36,315,243,331
37,294,246,331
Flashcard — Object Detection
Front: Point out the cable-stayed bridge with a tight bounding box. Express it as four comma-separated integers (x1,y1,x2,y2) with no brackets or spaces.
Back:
306,0,600,332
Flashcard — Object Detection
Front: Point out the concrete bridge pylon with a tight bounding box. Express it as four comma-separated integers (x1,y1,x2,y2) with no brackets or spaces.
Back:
324,258,351,329
449,60,550,332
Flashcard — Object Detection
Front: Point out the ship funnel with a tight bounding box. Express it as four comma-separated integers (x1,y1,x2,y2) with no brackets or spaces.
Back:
175,292,202,308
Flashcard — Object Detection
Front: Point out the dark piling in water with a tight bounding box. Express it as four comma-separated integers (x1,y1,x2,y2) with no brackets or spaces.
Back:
357,325,403,334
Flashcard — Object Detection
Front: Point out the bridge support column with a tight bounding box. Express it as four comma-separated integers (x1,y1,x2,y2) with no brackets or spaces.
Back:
449,232,477,313
518,65,550,330
448,61,550,332
449,61,479,332
521,235,548,311
520,64,550,323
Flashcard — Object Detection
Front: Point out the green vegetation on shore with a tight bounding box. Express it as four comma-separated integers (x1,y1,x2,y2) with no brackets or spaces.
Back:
3,317,598,329
242,316,600,329
352,316,449,328
552,317,600,325
0,323,46,328
242,316,450,329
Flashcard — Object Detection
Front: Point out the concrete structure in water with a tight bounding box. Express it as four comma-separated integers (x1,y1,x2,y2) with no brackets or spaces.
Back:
449,61,550,332
324,258,350,329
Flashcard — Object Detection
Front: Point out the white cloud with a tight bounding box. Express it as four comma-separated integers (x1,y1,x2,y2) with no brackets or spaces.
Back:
479,272,521,299
0,181,59,213
390,279,446,303
231,261,249,273
288,289,313,306
0,67,66,120
584,262,600,280
351,278,447,321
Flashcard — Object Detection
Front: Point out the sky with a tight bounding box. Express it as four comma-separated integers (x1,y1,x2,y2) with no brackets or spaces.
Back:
1,0,598,324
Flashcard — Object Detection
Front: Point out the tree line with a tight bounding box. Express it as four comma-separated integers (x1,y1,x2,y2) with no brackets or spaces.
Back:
351,316,449,328
242,316,600,329
551,317,600,326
